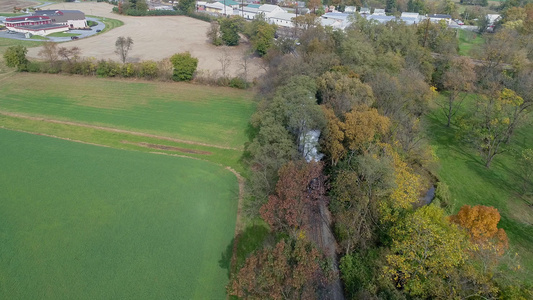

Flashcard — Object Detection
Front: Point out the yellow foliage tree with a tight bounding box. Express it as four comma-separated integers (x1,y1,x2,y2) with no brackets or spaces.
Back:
321,106,346,166
343,106,390,152
384,205,471,298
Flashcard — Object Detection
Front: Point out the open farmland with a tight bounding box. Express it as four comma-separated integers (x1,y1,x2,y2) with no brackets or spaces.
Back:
24,2,264,79
0,129,238,299
0,73,255,151
0,0,39,12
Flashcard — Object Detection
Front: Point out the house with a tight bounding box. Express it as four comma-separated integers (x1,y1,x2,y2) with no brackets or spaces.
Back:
372,8,385,16
236,6,259,19
359,7,370,15
486,14,501,25
344,6,356,13
258,4,285,18
321,12,352,29
205,2,234,15
33,10,87,29
269,11,296,27
218,0,240,9
401,12,419,19
365,14,396,24
428,14,452,25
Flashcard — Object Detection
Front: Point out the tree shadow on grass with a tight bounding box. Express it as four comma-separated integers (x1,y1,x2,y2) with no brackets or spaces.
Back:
218,224,270,279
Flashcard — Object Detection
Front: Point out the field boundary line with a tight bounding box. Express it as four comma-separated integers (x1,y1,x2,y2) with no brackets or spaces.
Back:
0,111,241,151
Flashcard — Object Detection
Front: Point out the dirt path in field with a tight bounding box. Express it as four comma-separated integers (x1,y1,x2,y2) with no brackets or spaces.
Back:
25,2,265,80
0,111,241,150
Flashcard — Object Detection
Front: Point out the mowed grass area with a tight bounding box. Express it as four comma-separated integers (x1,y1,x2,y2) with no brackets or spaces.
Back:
458,29,485,57
86,15,124,34
425,97,533,283
0,129,238,299
0,73,255,150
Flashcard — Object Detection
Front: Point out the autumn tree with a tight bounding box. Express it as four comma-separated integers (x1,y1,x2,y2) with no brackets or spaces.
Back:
229,238,329,299
316,71,375,116
38,42,59,69
206,21,222,46
115,36,133,64
459,88,524,167
331,149,395,253
307,0,321,14
57,46,81,64
343,106,390,153
260,160,324,234
450,205,509,256
321,107,345,166
378,144,423,222
438,56,477,127
384,205,471,298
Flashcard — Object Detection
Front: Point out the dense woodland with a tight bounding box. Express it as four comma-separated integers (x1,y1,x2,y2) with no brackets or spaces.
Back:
229,1,533,299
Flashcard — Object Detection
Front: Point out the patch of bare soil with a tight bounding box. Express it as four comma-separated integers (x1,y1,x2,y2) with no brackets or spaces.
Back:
121,140,212,155
0,0,39,12
25,2,265,80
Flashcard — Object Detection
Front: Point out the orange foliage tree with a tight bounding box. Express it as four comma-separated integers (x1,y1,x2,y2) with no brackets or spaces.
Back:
450,205,509,255
259,161,324,234
229,238,327,300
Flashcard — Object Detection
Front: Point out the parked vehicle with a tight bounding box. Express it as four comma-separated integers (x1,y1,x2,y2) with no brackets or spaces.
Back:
71,36,79,40
96,29,101,32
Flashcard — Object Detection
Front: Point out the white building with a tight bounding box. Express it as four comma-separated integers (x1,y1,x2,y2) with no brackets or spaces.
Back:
33,10,87,29
258,4,285,18
372,8,386,16
320,12,352,29
344,6,356,13
204,2,234,15
269,11,296,27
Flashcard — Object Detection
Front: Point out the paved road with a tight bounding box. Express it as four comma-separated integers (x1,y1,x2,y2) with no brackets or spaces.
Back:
0,17,104,42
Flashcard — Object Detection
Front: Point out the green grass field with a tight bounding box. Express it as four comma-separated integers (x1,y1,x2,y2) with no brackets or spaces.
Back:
46,32,81,37
0,129,238,299
425,96,533,283
0,73,255,150
458,29,485,57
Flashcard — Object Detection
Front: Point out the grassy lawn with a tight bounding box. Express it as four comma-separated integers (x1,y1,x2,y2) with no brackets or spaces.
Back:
0,73,255,150
0,37,42,54
46,32,81,37
0,129,238,299
458,29,485,57
87,15,124,34
30,35,48,40
425,96,533,283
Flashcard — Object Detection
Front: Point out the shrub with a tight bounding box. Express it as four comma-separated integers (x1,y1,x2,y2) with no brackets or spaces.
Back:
139,60,159,79
229,77,249,89
170,52,198,81
96,60,121,77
